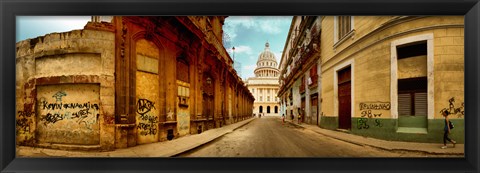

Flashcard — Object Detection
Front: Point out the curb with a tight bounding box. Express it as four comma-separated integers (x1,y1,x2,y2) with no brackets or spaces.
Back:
286,121,463,155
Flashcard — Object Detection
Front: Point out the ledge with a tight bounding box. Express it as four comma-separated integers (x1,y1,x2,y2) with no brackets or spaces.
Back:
161,121,177,124
333,29,356,49
396,127,428,134
116,124,136,128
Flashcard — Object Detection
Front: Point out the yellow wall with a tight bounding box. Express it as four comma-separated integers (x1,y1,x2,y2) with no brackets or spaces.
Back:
135,39,160,144
321,16,464,119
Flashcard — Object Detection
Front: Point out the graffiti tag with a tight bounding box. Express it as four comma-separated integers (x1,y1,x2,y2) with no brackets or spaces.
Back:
359,102,390,110
360,110,382,118
357,118,369,129
41,101,100,111
137,99,156,115
440,97,464,118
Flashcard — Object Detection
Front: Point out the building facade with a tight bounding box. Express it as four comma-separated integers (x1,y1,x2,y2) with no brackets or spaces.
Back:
319,16,464,143
246,42,280,116
278,16,322,124
15,16,254,151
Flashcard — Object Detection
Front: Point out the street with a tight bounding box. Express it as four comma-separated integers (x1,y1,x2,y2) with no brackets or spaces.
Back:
179,116,456,157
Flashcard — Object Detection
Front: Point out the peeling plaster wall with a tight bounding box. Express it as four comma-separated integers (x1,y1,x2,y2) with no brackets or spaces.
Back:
16,28,115,149
135,39,160,144
36,84,100,145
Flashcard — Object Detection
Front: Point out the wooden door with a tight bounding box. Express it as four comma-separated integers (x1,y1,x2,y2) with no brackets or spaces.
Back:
338,67,351,129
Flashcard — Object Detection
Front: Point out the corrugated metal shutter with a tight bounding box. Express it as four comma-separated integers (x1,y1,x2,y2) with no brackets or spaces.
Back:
398,93,411,116
414,92,428,116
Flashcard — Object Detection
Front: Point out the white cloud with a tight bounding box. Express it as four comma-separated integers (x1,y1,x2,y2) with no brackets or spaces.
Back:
274,52,283,63
242,64,257,79
243,64,257,70
224,16,291,42
227,45,253,55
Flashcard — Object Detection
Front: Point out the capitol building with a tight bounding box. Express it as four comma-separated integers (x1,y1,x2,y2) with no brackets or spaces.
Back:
246,42,280,116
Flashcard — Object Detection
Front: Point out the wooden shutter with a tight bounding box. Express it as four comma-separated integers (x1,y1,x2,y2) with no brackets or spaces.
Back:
414,92,428,116
398,93,412,116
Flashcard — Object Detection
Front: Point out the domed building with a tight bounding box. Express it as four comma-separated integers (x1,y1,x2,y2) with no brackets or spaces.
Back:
246,42,280,116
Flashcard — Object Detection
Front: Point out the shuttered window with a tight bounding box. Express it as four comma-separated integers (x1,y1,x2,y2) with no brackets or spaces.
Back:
398,77,427,116
414,93,427,116
398,93,411,116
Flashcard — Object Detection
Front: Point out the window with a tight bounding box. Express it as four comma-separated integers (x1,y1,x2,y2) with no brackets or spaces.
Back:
176,58,189,82
338,16,352,39
252,89,254,93
259,89,262,93
309,64,318,87
300,76,306,93
260,96,263,101
398,77,427,116
267,96,270,102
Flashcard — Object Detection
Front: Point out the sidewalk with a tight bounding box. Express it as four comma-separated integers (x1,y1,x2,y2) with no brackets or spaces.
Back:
285,119,464,155
16,118,256,157
17,116,463,157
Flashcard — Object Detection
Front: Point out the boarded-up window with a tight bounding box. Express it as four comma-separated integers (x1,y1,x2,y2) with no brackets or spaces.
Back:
176,59,189,82
137,54,158,74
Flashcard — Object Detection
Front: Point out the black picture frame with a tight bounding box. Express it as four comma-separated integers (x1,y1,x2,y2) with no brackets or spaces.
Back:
1,0,479,172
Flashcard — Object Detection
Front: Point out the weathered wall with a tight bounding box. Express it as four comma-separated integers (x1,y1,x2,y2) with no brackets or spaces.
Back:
36,84,100,145
16,27,116,149
135,39,160,144
321,16,464,119
319,16,464,143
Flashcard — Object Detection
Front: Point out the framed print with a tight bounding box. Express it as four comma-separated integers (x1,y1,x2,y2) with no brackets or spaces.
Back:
1,0,479,172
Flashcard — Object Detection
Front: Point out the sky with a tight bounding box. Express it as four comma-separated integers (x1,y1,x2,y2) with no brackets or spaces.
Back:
16,16,292,80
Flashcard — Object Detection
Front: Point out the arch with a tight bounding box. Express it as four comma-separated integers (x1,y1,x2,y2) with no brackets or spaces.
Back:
275,106,278,113
259,106,263,113
267,106,271,113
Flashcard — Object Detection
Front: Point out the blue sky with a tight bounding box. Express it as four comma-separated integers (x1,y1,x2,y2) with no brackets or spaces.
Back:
224,16,292,80
16,16,292,80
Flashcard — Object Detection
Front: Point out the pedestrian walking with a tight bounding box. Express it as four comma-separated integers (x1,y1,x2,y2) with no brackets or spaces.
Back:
441,110,456,149
297,108,302,124
282,114,285,125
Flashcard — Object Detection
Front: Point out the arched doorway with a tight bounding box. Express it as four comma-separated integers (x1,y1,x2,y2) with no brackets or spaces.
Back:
267,106,271,113
259,106,263,113
275,106,278,113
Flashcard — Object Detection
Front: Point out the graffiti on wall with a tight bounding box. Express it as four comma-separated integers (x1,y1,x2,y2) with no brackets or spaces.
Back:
440,97,464,118
38,92,100,130
360,110,382,118
177,110,190,135
17,108,34,135
136,99,158,136
359,102,390,110
357,102,388,129
357,118,369,129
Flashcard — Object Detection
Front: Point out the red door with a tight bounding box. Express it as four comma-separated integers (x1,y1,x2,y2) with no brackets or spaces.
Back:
338,67,351,129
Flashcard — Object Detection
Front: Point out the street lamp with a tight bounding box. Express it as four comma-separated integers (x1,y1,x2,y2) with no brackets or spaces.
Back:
232,46,235,66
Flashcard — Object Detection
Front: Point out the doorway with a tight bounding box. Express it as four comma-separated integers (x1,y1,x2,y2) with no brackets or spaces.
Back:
338,66,351,129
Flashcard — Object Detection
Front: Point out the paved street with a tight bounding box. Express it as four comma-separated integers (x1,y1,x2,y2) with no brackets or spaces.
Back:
179,116,459,157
